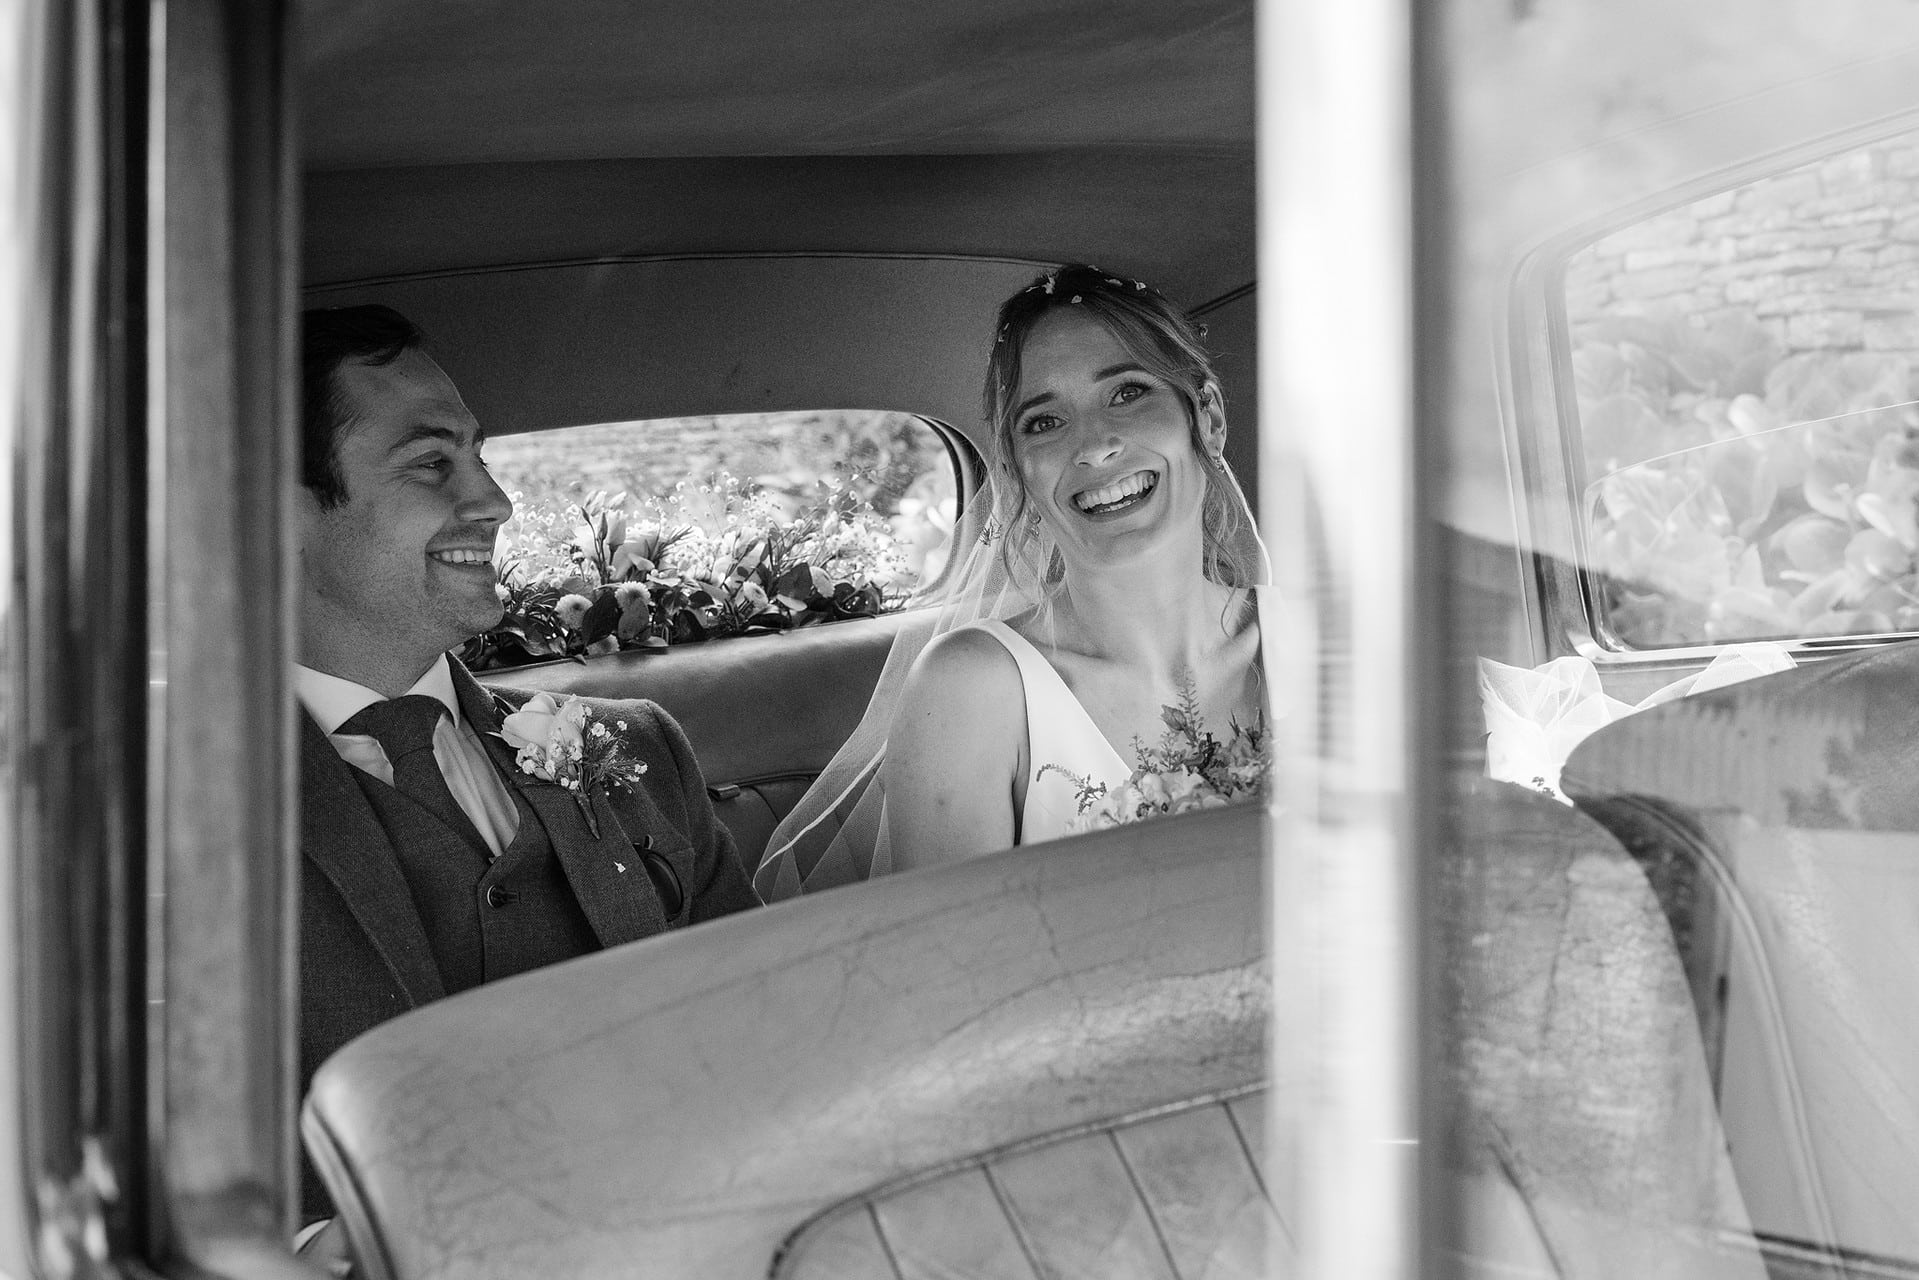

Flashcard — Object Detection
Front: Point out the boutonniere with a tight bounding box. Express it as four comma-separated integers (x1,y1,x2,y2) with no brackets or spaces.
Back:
495,692,648,838
1042,677,1270,832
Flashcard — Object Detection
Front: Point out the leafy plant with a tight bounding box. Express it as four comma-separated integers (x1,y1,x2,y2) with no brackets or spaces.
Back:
464,474,914,671
1577,309,1919,647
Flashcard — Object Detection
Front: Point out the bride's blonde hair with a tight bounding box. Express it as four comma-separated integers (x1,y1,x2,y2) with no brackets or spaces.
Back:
982,264,1259,591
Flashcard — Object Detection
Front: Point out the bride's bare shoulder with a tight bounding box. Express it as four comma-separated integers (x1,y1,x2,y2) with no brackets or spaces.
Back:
890,624,1025,775
890,626,1027,742
909,623,1024,690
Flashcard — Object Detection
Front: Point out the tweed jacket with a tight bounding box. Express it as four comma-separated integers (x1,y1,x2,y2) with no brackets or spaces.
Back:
298,656,758,1101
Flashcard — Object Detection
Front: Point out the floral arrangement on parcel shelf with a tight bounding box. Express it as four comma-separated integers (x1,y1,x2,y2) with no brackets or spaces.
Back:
1042,677,1271,831
465,474,912,671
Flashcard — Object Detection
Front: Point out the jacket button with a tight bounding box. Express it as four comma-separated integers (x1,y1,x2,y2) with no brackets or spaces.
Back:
484,884,516,909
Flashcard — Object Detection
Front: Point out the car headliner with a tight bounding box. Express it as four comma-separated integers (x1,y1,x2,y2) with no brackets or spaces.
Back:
299,0,1256,304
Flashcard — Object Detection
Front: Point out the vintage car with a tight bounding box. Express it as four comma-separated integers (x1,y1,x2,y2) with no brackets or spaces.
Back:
5,0,1919,1278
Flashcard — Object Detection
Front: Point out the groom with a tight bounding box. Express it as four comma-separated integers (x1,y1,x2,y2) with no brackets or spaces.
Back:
295,306,757,1188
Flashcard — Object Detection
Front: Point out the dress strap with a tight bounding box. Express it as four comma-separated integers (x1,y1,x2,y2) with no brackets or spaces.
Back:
972,619,1054,698
970,620,1129,779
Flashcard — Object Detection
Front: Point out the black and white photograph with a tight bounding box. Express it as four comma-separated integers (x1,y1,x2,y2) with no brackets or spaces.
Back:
2,0,1918,1277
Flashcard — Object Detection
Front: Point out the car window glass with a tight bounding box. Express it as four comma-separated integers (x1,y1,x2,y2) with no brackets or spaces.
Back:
1565,131,1919,650
474,410,957,666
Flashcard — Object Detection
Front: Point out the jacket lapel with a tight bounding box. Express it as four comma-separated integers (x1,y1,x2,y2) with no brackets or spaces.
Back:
299,709,446,1006
452,660,665,948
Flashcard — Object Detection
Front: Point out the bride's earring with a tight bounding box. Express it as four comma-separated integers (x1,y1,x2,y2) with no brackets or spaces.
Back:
1196,387,1227,465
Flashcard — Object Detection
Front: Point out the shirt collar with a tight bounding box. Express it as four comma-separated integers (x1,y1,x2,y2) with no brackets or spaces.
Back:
293,654,463,735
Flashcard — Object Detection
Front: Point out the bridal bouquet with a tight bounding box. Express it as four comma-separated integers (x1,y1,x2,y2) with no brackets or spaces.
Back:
1044,679,1271,831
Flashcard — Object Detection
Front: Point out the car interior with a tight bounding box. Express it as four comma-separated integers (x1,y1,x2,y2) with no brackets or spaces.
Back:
11,0,1919,1278
288,3,1919,1278
294,4,1272,1278
301,3,1260,876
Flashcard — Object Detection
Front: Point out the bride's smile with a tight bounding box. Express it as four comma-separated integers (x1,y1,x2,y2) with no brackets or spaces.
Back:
1010,308,1218,565
1071,469,1158,516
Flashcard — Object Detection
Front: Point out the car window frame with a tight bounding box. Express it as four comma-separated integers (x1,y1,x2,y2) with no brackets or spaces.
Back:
1508,108,1919,671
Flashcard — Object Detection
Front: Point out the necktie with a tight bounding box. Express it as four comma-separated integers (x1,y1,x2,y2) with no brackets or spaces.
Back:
340,695,493,858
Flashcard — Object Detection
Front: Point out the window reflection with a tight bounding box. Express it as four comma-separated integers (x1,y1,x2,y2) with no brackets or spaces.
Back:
1436,5,1919,1278
1565,133,1919,650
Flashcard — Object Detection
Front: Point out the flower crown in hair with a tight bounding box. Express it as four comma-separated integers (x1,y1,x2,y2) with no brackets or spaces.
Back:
999,267,1159,342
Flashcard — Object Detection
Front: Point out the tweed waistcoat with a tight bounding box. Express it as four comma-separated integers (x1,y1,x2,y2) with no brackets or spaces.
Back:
348,767,600,995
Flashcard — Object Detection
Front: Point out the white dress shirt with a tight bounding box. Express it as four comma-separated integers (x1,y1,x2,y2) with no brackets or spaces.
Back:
294,655,519,858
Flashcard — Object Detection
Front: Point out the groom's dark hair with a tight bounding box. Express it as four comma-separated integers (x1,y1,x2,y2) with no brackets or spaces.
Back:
301,304,426,510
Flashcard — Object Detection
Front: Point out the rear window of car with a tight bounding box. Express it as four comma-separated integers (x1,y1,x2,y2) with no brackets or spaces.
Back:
1564,129,1919,650
471,409,958,668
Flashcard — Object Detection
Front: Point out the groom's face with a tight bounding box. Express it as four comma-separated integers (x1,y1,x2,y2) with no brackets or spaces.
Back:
297,348,513,683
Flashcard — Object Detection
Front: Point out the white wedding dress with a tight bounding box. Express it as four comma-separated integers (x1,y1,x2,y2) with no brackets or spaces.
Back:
755,414,1267,899
968,620,1132,846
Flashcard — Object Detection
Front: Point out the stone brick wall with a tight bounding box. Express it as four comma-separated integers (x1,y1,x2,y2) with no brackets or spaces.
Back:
1565,136,1919,380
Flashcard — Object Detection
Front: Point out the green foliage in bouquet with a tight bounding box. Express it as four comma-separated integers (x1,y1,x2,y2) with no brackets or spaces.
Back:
1576,309,1919,647
464,474,911,671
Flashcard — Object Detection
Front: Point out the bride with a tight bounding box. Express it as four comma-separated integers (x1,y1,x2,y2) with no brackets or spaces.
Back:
756,264,1266,898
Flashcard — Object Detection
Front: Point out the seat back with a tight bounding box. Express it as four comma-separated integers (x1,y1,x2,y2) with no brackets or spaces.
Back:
775,1087,1278,1280
477,611,907,865
1434,775,1762,1278
301,804,1268,1280
1563,640,1919,1275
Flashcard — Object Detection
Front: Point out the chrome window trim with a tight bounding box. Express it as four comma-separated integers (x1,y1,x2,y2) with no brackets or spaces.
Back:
9,0,154,1270
151,0,308,1267
1264,0,1422,1277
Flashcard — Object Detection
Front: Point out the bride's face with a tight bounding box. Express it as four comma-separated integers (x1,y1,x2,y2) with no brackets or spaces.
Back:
1008,308,1222,575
